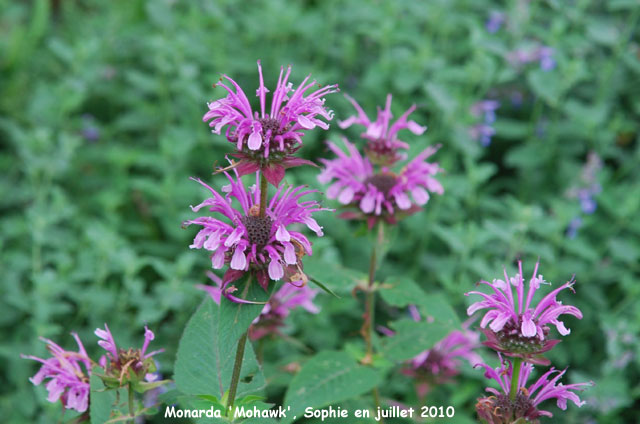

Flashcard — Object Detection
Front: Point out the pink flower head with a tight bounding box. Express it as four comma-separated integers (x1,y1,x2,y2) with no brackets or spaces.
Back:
475,355,592,422
22,333,92,413
339,94,427,165
186,169,330,300
318,138,443,228
95,324,163,385
199,272,320,339
203,61,339,186
466,261,583,364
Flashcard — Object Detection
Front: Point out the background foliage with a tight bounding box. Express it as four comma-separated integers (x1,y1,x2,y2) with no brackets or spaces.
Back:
2,0,639,423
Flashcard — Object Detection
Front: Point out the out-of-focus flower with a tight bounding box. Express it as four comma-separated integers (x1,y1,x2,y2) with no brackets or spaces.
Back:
338,94,426,165
507,45,556,72
22,333,92,413
475,355,592,423
486,11,505,33
470,100,500,146
186,169,329,300
567,152,602,215
400,308,482,397
565,217,583,239
318,138,443,228
95,324,164,390
200,272,320,340
203,61,338,186
81,114,100,142
466,261,582,364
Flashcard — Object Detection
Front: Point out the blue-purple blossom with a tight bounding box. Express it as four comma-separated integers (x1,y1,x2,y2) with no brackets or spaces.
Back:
470,100,500,146
507,45,556,72
486,11,505,33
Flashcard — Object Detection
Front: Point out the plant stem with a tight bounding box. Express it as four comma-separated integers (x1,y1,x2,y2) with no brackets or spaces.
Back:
128,382,135,423
361,222,385,421
259,172,268,218
510,358,523,401
226,331,248,415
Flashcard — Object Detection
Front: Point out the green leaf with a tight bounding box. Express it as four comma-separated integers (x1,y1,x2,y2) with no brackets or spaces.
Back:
303,256,365,294
379,277,426,308
90,366,122,424
282,351,383,424
174,280,270,400
380,320,450,361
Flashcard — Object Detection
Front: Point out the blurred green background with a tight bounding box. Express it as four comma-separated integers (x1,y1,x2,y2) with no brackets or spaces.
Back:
2,0,639,423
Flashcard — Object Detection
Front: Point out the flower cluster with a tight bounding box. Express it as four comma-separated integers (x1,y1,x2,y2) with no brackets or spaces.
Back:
186,169,329,300
507,45,556,71
475,355,592,423
22,334,92,413
23,325,165,414
318,94,442,228
466,261,582,364
203,61,338,186
469,100,500,147
467,260,591,422
338,94,426,166
95,324,164,391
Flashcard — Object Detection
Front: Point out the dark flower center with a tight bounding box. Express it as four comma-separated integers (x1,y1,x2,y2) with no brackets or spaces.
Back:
241,215,273,248
259,117,283,135
496,319,549,354
495,392,536,421
117,348,143,370
364,173,397,196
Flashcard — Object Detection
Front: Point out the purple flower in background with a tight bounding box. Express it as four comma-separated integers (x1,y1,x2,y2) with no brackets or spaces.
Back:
538,46,556,71
95,324,163,383
81,114,100,142
566,217,583,239
338,93,427,166
203,61,339,186
466,261,583,364
568,152,602,215
475,355,592,422
22,333,92,413
186,169,329,299
400,308,482,397
470,100,500,146
507,44,556,72
318,138,443,228
200,272,320,340
486,11,505,33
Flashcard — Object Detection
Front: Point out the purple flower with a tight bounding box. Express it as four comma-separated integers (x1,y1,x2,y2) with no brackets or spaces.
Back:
475,355,592,422
318,138,443,228
22,333,92,413
466,261,583,364
567,152,602,216
470,100,500,146
507,45,556,72
566,217,583,239
186,169,329,299
203,61,338,186
338,94,427,165
200,272,320,340
486,11,505,33
95,324,163,384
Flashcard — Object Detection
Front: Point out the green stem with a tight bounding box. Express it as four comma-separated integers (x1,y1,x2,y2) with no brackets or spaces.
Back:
259,172,268,218
510,358,523,401
226,332,248,415
128,382,135,423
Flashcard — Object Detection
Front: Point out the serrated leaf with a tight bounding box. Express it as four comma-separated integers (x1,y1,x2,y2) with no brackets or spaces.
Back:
174,280,270,400
380,320,450,361
282,351,383,424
